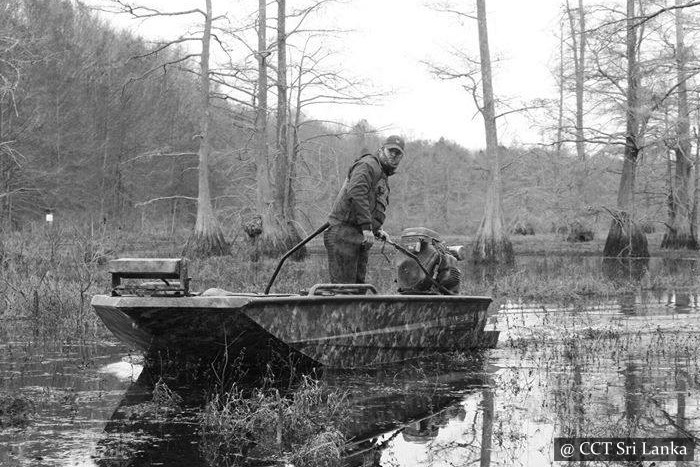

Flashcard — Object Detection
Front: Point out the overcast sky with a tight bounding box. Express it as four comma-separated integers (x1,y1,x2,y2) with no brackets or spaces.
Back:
95,0,565,149
317,0,564,149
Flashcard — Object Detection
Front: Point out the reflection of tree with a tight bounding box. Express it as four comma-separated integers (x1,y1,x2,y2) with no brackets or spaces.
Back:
675,292,691,313
552,361,584,431
479,387,493,467
623,360,642,433
661,257,699,290
601,257,649,283
539,299,700,467
617,292,637,315
676,372,686,436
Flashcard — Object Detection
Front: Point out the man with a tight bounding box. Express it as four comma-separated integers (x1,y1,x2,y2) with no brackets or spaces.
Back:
324,135,406,283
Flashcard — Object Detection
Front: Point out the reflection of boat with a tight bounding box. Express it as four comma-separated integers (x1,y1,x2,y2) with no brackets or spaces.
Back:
336,356,495,466
94,356,495,466
95,369,208,467
91,259,497,370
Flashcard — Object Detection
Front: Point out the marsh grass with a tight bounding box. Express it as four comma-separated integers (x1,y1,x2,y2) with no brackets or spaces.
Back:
4,226,698,327
151,377,183,410
200,375,350,466
485,266,619,302
0,228,108,340
490,303,700,450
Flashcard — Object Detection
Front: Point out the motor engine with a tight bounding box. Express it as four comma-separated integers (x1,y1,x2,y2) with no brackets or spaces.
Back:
396,227,465,294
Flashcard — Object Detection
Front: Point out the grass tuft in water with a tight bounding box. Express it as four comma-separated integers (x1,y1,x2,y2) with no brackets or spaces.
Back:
199,375,350,466
0,393,35,427
152,377,183,410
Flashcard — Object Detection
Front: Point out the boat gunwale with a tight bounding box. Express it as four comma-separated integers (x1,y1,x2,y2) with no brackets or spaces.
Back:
91,293,492,309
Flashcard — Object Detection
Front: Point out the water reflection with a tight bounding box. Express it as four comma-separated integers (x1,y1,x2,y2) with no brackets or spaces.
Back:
0,332,140,467
92,354,494,467
661,257,699,276
83,311,699,467
601,256,650,282
350,388,496,467
499,296,700,465
96,370,206,467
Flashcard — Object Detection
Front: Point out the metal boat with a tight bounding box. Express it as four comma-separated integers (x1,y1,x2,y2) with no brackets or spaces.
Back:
91,284,496,369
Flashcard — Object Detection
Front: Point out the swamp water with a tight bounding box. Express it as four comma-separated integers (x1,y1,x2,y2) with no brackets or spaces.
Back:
1,255,700,466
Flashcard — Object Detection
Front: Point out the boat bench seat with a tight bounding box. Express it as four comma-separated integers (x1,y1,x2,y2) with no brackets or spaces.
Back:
108,258,189,296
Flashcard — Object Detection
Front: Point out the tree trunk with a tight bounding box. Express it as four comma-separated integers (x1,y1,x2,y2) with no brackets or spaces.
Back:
603,0,648,258
556,18,564,159
288,61,303,234
247,0,270,260
692,129,700,238
566,0,586,161
184,0,230,258
576,0,585,161
472,0,513,264
256,0,304,258
661,0,697,250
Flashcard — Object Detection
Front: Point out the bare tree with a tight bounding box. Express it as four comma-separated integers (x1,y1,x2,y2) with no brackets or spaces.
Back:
661,0,697,249
565,0,586,161
244,0,270,255
184,0,230,256
104,0,230,256
556,17,565,159
603,0,649,257
249,0,375,257
471,0,513,264
252,0,305,257
424,1,512,263
0,12,23,230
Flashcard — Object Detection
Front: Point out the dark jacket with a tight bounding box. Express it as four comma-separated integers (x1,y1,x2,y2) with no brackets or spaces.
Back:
328,153,390,232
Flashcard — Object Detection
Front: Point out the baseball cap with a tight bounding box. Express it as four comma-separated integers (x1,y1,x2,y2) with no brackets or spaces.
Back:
383,135,405,154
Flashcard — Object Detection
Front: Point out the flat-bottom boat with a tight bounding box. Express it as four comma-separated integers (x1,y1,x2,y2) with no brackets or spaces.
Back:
92,285,496,369
92,231,498,370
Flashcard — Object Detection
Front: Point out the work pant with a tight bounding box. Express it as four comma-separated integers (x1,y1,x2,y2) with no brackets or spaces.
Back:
323,223,370,284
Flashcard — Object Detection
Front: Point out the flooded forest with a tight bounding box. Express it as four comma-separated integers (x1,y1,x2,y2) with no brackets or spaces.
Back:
3,0,700,466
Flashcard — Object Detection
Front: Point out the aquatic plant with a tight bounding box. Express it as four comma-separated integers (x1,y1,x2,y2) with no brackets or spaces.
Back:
199,375,350,466
0,393,35,427
0,227,106,338
152,377,183,410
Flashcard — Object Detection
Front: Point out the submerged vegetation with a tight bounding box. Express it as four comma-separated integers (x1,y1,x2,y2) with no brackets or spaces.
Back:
0,228,106,339
200,376,350,466
0,394,35,428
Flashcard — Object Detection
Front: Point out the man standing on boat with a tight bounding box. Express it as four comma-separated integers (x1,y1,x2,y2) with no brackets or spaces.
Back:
324,135,406,284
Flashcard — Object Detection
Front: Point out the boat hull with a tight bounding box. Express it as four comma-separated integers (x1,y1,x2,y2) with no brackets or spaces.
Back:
91,293,495,369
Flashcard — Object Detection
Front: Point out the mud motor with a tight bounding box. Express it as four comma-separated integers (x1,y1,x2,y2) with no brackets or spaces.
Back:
395,227,465,295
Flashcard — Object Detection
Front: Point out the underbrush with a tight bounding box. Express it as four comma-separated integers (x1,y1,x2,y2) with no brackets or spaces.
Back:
200,376,350,467
0,227,109,338
487,266,619,302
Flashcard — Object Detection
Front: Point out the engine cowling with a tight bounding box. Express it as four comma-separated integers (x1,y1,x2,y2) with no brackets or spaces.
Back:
396,227,463,294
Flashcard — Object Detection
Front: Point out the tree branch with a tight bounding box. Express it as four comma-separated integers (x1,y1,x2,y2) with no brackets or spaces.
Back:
106,0,205,18
135,196,197,207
